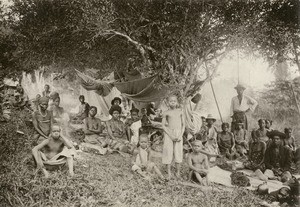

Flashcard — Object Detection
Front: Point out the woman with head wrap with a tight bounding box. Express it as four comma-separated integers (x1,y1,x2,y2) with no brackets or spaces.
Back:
32,96,53,143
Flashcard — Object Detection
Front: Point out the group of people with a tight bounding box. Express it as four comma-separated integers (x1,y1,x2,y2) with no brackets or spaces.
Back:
31,84,299,187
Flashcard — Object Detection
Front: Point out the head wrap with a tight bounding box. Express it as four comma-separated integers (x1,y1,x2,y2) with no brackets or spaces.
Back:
109,105,122,115
39,96,49,104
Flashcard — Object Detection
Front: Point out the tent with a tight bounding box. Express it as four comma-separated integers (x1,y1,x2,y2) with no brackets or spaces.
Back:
76,69,205,134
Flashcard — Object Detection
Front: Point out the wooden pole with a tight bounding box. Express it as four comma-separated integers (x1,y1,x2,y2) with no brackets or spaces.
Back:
290,82,300,117
209,79,223,123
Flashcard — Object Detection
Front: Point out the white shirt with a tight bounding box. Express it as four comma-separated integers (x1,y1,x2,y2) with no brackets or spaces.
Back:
130,120,142,146
230,95,258,116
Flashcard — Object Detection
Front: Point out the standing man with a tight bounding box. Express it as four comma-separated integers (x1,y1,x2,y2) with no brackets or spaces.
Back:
230,84,258,131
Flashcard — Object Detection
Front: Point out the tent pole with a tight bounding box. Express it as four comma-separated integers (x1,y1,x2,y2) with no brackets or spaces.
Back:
290,82,300,117
209,79,223,123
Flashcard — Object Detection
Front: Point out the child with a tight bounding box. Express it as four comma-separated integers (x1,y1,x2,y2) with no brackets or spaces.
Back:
132,134,165,180
32,125,74,178
217,122,236,160
162,95,185,179
233,122,248,156
125,108,141,146
187,140,210,185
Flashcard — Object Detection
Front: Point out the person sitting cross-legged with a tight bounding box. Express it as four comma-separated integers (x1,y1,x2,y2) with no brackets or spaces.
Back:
32,125,75,178
233,122,248,157
264,130,293,178
132,134,165,180
217,123,237,160
188,140,210,186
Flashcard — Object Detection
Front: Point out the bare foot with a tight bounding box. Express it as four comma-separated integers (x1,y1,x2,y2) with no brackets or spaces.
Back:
42,168,50,178
69,171,75,177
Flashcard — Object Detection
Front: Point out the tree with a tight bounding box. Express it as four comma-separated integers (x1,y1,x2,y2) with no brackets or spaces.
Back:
3,0,299,95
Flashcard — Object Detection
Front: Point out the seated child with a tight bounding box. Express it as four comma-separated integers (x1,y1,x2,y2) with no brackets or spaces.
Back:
141,108,152,127
217,123,236,160
233,122,248,156
187,140,210,185
132,134,165,180
32,125,75,178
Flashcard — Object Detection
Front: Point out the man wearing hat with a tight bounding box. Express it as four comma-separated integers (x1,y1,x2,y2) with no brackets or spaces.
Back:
264,130,293,176
230,83,258,131
206,114,218,142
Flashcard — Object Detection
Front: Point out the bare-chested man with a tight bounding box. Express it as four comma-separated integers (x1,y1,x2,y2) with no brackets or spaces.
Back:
188,140,210,185
32,96,53,143
162,95,185,180
32,125,74,178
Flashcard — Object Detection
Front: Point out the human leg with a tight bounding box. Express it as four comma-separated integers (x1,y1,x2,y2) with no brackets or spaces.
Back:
162,135,174,179
67,156,74,177
148,162,165,180
194,171,206,185
174,140,183,178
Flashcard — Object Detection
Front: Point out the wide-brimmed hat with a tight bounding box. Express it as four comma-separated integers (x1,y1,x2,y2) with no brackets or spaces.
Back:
206,114,216,122
266,130,286,139
111,97,122,105
234,84,246,90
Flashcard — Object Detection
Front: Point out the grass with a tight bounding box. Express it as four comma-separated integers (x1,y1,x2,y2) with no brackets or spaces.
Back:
0,109,265,207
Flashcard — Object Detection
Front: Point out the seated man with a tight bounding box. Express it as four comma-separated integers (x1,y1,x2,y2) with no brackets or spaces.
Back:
32,125,74,178
32,96,53,144
264,130,293,177
187,140,210,185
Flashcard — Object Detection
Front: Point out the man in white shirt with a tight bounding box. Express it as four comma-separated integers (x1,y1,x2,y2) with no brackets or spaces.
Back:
230,84,258,131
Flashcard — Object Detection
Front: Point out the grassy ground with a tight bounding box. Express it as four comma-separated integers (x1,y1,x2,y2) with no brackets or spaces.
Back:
0,109,265,207
1,151,264,207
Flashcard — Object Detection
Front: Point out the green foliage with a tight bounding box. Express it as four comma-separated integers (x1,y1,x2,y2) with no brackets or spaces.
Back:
1,0,299,90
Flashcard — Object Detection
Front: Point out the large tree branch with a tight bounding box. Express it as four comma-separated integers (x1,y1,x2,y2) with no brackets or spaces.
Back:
95,30,157,66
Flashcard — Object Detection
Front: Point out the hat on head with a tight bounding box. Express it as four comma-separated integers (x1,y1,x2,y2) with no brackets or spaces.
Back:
38,96,49,104
206,114,216,122
109,105,122,115
266,130,286,139
234,83,246,90
111,97,122,105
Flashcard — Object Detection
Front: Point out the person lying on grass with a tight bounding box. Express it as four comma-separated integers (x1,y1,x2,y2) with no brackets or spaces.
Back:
32,96,53,144
132,134,165,180
32,125,74,178
187,140,210,186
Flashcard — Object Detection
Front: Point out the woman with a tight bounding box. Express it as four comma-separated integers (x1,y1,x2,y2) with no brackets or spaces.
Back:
105,105,129,152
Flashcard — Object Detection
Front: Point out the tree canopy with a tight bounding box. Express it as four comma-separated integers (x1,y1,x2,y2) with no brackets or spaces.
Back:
1,0,299,95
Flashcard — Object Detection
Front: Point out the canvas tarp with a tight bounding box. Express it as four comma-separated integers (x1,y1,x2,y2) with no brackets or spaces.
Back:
76,69,174,103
